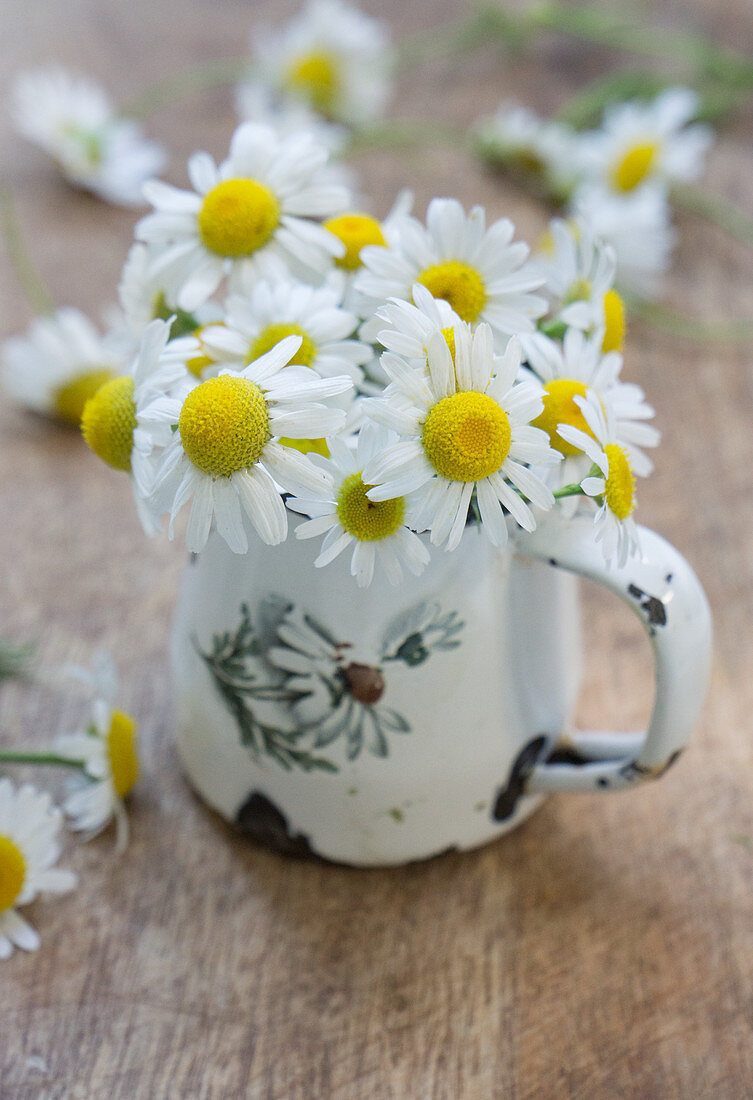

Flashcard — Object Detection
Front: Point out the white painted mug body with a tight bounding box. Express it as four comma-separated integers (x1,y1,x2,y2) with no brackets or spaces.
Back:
171,516,711,866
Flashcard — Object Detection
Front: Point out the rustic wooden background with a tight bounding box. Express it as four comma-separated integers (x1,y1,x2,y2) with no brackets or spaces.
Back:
2,0,752,1096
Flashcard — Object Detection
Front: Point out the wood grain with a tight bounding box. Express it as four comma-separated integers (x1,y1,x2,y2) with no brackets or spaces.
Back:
2,0,753,1096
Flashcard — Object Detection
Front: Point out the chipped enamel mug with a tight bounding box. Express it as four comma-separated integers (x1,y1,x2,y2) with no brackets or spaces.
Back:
170,514,711,866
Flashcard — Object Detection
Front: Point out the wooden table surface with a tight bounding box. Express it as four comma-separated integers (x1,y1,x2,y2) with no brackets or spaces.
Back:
2,0,753,1096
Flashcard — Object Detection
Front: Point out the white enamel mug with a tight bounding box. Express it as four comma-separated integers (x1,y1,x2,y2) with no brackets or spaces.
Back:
171,515,711,866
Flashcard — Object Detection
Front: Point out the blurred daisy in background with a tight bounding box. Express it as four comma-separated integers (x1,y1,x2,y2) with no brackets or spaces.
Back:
364,324,558,550
355,198,546,347
55,653,139,852
10,67,165,207
577,87,712,196
247,0,394,126
1,307,127,427
136,121,350,312
289,423,431,587
0,778,77,958
475,101,580,200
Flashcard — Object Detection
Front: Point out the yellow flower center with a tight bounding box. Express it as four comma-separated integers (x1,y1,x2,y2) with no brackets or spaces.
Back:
532,379,592,457
179,375,270,478
417,261,486,323
198,179,280,258
323,213,387,270
440,326,456,363
53,368,115,427
511,148,546,177
107,710,139,800
285,51,340,114
278,437,330,457
602,289,626,353
422,391,511,482
604,443,636,520
611,141,658,193
81,376,137,472
0,836,26,912
186,325,216,378
336,473,405,541
247,323,317,368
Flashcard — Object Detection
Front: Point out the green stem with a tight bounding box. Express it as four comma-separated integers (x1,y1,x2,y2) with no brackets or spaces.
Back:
630,299,753,342
554,71,673,129
346,119,470,155
530,2,753,84
553,483,587,499
0,186,54,315
0,750,87,772
121,58,254,119
672,183,753,248
0,639,34,683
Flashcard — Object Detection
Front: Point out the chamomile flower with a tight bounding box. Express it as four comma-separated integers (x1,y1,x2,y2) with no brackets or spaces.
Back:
535,217,624,353
557,390,643,566
475,102,579,199
355,198,545,347
373,282,463,365
2,308,127,426
579,87,712,195
10,67,165,207
136,122,350,312
250,0,393,125
54,653,139,852
571,184,675,298
289,424,430,587
363,324,558,551
200,274,371,385
521,328,658,509
0,778,77,959
117,242,221,342
235,80,348,155
142,335,353,553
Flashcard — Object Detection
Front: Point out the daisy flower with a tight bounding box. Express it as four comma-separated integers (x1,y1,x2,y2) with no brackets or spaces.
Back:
10,67,165,207
235,79,348,155
557,390,644,566
142,335,353,553
136,121,350,312
200,273,371,385
534,217,624,353
80,318,198,534
373,282,463,365
2,307,127,427
289,423,431,587
578,87,712,195
0,778,77,958
54,653,139,852
249,0,393,126
267,607,410,760
571,184,675,298
475,101,579,200
355,198,546,347
117,242,221,342
363,323,559,551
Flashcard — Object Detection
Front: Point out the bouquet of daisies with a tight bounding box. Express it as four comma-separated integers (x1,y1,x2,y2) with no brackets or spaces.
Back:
73,115,658,586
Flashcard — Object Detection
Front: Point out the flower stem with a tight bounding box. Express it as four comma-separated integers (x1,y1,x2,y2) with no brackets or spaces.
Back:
553,483,586,499
629,299,753,342
346,119,470,155
121,58,254,119
672,183,753,249
0,186,54,315
0,639,34,683
0,750,87,772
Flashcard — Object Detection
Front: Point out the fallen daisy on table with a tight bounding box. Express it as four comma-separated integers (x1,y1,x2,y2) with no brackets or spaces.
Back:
54,654,140,853
0,778,77,959
10,67,165,207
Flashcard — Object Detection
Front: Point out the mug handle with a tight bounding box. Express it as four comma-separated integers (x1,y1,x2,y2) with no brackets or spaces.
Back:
517,516,712,793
